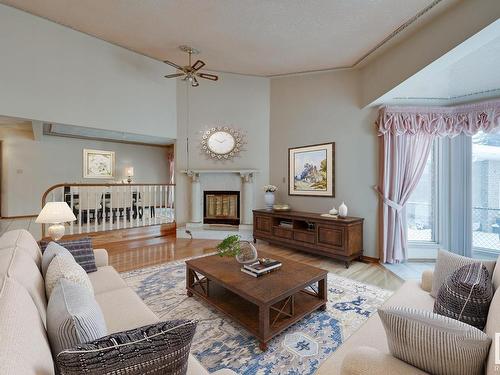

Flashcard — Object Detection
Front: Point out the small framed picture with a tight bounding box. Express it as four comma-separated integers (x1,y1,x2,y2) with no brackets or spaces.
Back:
83,149,115,179
288,142,335,197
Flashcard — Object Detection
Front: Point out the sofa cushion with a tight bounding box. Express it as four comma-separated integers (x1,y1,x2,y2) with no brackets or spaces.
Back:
0,276,54,375
0,248,47,324
47,279,107,356
45,254,94,298
379,306,491,375
41,242,73,278
485,288,500,375
56,320,197,375
95,287,159,333
40,237,97,273
88,265,128,295
434,262,493,330
431,249,496,297
0,229,42,269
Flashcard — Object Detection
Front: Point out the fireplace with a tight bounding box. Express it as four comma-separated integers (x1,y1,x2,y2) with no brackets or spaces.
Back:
203,191,240,225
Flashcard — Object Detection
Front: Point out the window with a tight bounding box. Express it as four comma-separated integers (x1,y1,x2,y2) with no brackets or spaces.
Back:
407,145,437,243
472,131,500,254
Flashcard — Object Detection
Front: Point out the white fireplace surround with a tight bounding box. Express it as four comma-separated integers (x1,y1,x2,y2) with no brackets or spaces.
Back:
180,169,259,228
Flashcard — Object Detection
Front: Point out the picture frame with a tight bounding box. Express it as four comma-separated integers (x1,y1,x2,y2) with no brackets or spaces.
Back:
83,149,115,179
288,142,335,197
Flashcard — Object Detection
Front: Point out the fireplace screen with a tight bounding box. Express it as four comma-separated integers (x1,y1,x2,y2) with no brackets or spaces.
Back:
204,191,240,225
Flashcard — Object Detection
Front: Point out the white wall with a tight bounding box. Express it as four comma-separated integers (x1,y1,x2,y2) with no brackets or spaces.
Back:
175,73,270,225
0,4,176,138
1,127,171,217
270,70,379,258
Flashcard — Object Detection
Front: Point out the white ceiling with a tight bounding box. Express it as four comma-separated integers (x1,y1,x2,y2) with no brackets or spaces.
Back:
0,0,454,76
374,20,500,106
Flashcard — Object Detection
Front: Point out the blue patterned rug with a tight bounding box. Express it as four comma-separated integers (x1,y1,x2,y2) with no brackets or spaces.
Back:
122,256,392,375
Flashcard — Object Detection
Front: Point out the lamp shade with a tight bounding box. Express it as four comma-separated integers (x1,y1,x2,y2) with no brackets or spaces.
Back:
126,167,134,176
36,202,76,224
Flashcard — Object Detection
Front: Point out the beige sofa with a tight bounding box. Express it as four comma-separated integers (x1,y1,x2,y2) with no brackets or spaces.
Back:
317,258,500,375
0,229,235,375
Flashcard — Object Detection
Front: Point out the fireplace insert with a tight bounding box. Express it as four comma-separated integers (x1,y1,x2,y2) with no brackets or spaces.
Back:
203,190,240,225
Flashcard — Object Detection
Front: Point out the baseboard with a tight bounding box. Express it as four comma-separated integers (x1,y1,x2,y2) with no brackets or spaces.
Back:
360,255,380,263
1,214,37,219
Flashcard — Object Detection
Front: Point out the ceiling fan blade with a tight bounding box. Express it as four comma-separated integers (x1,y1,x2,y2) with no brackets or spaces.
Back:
191,60,206,71
198,72,219,81
162,59,183,70
164,73,185,79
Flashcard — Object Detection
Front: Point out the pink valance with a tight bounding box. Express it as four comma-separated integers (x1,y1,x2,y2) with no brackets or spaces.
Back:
376,99,500,137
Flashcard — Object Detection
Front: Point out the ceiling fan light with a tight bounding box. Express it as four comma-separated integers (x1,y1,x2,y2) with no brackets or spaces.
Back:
192,81,199,87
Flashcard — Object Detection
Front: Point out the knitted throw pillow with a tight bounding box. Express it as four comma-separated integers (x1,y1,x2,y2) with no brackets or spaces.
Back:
434,262,493,330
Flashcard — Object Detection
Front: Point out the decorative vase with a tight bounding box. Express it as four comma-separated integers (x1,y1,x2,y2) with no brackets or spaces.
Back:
264,192,275,210
338,202,348,217
235,241,258,264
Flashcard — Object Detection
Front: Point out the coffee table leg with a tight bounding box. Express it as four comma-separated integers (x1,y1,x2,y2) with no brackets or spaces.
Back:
258,304,270,351
186,266,194,297
318,276,327,311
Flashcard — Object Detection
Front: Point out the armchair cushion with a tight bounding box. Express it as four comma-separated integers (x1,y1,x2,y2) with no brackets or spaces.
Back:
341,346,429,375
56,320,197,375
421,269,433,293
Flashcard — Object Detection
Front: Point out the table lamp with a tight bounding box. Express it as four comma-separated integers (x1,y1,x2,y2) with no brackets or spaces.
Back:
126,167,134,184
36,202,76,241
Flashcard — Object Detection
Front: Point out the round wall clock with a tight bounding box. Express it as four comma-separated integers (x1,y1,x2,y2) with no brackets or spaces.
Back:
201,127,244,160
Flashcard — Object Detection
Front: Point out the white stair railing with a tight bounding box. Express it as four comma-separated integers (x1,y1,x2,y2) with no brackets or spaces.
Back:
41,183,175,237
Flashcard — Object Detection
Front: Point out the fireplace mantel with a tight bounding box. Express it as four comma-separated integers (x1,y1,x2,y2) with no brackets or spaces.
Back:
180,169,259,227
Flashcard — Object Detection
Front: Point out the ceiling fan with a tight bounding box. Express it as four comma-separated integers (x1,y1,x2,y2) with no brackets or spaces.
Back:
163,45,219,87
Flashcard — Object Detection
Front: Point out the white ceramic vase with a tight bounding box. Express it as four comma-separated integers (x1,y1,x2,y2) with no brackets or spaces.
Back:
264,192,275,210
338,202,348,217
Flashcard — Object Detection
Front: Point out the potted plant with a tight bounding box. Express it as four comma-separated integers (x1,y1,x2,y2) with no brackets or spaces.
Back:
263,185,278,210
217,235,258,264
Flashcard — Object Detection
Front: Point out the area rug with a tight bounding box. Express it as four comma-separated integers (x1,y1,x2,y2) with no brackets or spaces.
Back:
121,256,393,375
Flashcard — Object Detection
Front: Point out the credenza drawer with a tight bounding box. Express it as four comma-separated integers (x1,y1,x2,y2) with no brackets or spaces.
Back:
317,225,344,249
255,215,272,233
273,227,293,240
293,231,315,244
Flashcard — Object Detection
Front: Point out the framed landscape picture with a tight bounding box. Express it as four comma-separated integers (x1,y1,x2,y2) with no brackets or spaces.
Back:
83,149,115,179
288,142,335,197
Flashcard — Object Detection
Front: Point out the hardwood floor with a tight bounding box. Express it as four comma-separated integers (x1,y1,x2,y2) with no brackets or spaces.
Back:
107,236,404,291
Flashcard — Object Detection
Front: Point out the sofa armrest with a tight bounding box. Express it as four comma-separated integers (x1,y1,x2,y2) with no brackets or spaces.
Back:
341,346,428,375
421,269,434,293
93,248,109,267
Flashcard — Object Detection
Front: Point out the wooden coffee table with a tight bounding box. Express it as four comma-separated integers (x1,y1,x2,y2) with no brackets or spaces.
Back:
185,251,328,351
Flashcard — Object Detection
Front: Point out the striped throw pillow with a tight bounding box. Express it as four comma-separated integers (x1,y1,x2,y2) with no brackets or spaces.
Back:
56,320,197,375
40,238,97,273
379,307,491,375
47,279,107,356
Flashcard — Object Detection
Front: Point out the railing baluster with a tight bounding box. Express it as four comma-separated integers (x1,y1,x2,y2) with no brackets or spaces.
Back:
141,185,146,227
69,186,74,235
86,187,90,233
94,188,98,233
154,185,157,224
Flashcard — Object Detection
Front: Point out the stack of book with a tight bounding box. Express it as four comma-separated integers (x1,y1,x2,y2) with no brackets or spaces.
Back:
241,258,282,277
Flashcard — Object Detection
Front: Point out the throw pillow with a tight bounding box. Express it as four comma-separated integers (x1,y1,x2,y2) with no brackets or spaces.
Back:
47,279,107,356
434,262,493,330
430,249,496,297
45,254,94,298
56,320,197,375
40,237,97,273
378,306,491,375
41,242,73,278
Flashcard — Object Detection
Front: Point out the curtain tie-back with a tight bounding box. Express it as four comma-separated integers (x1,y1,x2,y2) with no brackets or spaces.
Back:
372,185,403,211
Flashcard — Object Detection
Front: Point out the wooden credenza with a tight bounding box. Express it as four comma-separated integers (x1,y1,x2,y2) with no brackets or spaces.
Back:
253,209,364,268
